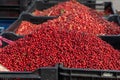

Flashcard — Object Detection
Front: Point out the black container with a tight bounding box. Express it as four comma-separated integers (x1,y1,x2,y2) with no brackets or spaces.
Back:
0,0,20,5
0,0,32,6
0,0,33,11
0,7,20,19
104,2,116,14
5,12,57,32
19,0,33,11
107,14,120,26
99,35,120,50
78,0,96,9
0,64,119,80
0,0,33,19
26,0,65,13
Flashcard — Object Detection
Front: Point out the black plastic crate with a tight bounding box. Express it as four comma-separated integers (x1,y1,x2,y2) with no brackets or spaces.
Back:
104,2,116,15
0,0,33,11
99,35,120,50
0,0,19,5
0,8,20,19
5,12,57,32
26,0,65,13
78,0,96,9
0,0,33,19
0,64,119,80
107,14,120,26
19,0,34,11
88,1,116,18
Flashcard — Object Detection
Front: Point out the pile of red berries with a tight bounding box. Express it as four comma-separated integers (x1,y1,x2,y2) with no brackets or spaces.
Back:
16,1,120,35
1,26,120,71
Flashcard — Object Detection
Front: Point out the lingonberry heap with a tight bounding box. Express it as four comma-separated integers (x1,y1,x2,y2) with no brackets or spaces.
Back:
33,1,102,17
1,26,120,71
16,1,120,35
